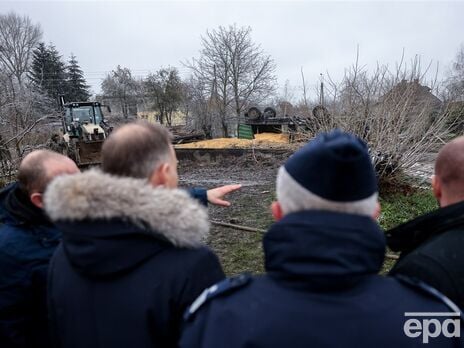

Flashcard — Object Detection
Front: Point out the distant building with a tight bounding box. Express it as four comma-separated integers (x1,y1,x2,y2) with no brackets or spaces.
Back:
379,79,443,133
96,94,138,120
383,79,442,111
136,110,186,126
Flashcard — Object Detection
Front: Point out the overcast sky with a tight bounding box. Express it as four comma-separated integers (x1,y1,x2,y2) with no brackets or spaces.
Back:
1,1,463,100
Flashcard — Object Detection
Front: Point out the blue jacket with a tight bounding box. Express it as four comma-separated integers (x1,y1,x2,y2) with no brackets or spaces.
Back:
0,183,61,348
45,170,224,348
181,210,463,347
188,188,208,206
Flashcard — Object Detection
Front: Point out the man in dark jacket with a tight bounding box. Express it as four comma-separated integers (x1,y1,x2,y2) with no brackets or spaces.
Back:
180,130,462,348
0,150,79,348
388,136,464,308
45,122,229,348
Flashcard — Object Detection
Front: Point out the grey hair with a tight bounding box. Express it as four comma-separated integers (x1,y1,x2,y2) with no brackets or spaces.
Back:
276,166,378,217
102,122,173,179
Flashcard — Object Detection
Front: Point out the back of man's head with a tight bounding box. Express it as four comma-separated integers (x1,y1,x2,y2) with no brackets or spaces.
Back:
276,130,378,217
434,136,464,206
102,121,173,179
18,149,79,207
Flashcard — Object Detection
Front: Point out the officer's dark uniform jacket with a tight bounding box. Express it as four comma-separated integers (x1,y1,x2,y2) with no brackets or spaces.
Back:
387,200,464,309
44,170,225,348
181,210,463,348
0,183,60,348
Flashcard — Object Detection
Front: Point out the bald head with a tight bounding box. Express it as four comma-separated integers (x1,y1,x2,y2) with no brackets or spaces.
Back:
102,121,173,179
18,150,79,208
434,136,464,206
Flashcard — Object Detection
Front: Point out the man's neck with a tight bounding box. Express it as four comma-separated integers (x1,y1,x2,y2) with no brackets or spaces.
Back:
440,196,464,208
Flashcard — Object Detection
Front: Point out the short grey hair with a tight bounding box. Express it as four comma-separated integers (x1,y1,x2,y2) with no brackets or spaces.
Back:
18,150,72,194
102,122,173,179
276,166,378,217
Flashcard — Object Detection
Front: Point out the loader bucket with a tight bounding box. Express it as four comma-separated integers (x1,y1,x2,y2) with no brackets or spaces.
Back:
76,140,104,166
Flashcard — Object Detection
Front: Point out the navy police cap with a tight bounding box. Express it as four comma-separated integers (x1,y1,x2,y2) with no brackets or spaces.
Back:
284,130,377,202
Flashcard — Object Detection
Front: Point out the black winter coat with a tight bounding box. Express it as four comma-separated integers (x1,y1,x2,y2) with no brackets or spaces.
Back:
181,210,463,348
387,200,464,309
45,170,225,348
0,183,60,348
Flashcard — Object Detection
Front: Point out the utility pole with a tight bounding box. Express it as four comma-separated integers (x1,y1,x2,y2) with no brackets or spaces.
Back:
319,73,325,107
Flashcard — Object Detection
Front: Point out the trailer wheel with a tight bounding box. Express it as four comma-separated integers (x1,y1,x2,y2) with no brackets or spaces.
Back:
246,107,262,120
263,107,277,118
312,105,329,118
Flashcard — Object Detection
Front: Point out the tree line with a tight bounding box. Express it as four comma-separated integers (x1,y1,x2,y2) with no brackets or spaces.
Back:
100,24,276,138
30,43,91,104
0,12,278,173
0,12,91,170
0,10,463,177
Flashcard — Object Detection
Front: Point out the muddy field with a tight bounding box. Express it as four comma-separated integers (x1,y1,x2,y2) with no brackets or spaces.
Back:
178,151,290,275
178,149,438,276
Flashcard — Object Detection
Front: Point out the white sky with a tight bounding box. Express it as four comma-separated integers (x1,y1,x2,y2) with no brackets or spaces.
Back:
1,0,463,100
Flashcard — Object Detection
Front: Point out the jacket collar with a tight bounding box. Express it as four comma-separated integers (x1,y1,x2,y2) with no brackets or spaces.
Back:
386,200,464,253
44,169,209,248
0,182,16,223
0,182,52,227
264,210,385,291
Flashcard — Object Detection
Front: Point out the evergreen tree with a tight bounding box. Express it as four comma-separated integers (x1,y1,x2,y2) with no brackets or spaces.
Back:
29,42,67,106
29,42,50,87
66,54,90,102
46,44,67,103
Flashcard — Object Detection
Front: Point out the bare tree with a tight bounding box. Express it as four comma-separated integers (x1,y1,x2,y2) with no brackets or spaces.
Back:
144,67,183,126
226,26,276,117
0,12,42,87
186,25,276,136
443,44,464,102
183,77,215,138
271,80,295,117
297,52,453,183
0,73,58,171
101,66,140,119
300,67,309,108
0,12,56,169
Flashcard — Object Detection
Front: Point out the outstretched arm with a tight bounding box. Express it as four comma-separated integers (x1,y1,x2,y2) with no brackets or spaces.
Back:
207,184,242,207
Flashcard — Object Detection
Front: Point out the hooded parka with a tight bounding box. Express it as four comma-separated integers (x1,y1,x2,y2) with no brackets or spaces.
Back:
45,170,225,348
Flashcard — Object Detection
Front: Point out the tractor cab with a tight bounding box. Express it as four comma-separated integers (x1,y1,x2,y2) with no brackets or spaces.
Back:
59,101,111,166
63,102,107,140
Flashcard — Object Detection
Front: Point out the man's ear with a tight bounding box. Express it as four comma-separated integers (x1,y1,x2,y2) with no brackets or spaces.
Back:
431,175,442,202
271,201,284,221
149,163,170,187
30,192,44,209
372,201,381,220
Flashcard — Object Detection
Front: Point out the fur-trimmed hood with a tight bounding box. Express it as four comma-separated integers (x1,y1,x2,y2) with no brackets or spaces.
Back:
44,169,209,248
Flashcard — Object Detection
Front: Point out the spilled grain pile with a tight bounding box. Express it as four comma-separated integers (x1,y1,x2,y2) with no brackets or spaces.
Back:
176,133,290,149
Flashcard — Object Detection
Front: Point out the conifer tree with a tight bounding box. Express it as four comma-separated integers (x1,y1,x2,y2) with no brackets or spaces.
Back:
66,54,90,102
29,42,67,105
46,44,67,102
29,42,50,87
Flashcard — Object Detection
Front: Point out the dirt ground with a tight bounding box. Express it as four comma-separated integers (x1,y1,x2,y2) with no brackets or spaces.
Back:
178,149,424,276
178,151,290,275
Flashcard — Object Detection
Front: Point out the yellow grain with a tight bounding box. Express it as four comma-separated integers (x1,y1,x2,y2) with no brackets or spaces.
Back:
176,132,289,149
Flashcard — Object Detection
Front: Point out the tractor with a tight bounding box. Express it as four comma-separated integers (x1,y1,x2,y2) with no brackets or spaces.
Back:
60,99,112,166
